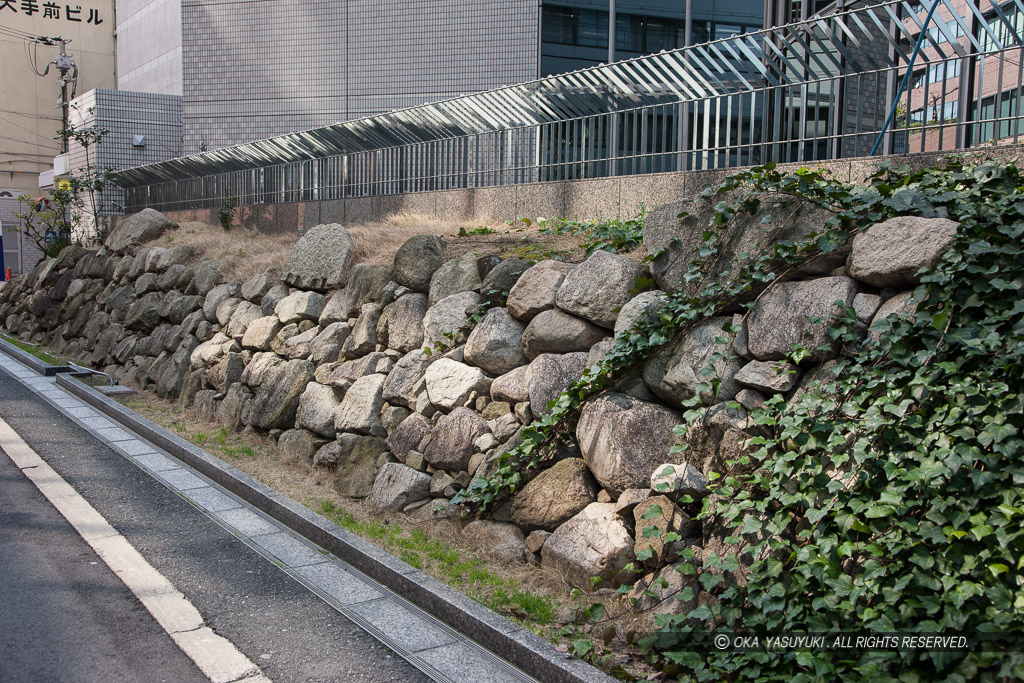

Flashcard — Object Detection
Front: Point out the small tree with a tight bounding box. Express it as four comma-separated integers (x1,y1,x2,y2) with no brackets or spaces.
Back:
14,110,117,257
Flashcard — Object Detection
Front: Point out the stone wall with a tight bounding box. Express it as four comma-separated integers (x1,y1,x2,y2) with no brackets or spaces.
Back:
0,188,964,630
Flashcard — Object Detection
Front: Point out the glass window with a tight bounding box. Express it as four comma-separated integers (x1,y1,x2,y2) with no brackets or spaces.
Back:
645,18,681,52
981,4,1024,52
691,20,710,44
616,14,643,53
978,90,1023,141
542,6,575,45
577,9,608,48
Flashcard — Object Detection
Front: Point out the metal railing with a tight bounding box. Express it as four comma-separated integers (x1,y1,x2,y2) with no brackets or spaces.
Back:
119,0,1024,213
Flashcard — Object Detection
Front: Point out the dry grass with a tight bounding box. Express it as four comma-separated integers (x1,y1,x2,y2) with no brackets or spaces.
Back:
144,213,597,285
148,221,300,282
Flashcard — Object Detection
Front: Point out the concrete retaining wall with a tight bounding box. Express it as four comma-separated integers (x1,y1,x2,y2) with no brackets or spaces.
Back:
150,145,1024,233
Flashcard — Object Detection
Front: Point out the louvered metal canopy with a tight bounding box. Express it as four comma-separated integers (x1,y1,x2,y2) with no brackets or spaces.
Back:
113,0,1018,187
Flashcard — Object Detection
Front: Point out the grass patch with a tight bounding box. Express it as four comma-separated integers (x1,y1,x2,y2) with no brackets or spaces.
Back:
517,205,648,256
0,333,64,366
318,499,558,627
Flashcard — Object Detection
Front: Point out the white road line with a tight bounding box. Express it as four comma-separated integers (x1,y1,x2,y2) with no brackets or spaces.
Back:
0,416,272,683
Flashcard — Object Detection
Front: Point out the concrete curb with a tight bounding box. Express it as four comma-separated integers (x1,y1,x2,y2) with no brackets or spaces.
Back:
51,371,613,683
0,337,73,376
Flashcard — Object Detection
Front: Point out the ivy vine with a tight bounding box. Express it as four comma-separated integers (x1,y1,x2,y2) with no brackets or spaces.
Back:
458,157,1024,680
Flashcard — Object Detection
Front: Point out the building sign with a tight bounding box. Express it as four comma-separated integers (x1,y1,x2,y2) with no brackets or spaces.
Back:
0,2,102,24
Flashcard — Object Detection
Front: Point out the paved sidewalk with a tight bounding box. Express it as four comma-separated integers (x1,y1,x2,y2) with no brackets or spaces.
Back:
0,352,539,683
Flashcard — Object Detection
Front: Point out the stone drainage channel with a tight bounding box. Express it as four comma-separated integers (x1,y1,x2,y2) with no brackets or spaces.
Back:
0,339,611,683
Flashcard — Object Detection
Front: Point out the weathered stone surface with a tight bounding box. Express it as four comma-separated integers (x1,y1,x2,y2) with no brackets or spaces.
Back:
155,246,194,272
225,300,263,338
541,503,635,589
464,307,527,375
248,359,314,430
275,290,327,325
524,352,588,417
125,291,164,332
422,407,489,471
428,254,481,307
380,404,411,435
521,309,607,360
216,382,253,429
747,276,859,364
525,530,550,554
633,495,698,567
319,264,391,324
852,292,882,323
240,268,281,303
260,284,290,316
328,436,388,498
479,258,531,306
326,352,390,387
282,223,355,291
511,458,599,532
555,251,646,329
156,335,200,399
215,297,241,327
734,359,800,393
190,332,238,369
189,260,223,297
278,429,328,465
615,290,668,337
334,373,387,436
430,471,455,498
382,350,433,409
385,412,432,462
490,365,530,404
506,260,574,322
682,402,752,477
341,303,381,359
393,234,445,292
207,352,245,393
627,561,700,633
309,321,351,364
462,520,532,564
166,295,203,325
645,197,834,293
134,272,160,296
377,294,427,353
203,283,238,321
849,216,959,288
424,358,491,411
614,488,651,517
642,316,742,407
422,291,481,349
296,382,344,437
577,392,682,497
105,208,176,253
868,290,918,341
650,462,710,500
241,316,283,351
281,325,320,360
369,463,431,511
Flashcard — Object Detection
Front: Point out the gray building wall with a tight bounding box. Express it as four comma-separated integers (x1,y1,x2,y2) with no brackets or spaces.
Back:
180,0,540,154
68,89,183,229
116,0,184,95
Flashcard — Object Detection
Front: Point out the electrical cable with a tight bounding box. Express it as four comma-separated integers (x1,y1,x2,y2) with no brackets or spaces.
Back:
0,24,39,40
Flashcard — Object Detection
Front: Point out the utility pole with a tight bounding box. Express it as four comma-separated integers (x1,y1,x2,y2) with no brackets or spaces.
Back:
35,37,76,153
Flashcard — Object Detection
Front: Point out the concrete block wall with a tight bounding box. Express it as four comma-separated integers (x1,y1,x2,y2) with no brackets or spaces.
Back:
150,144,1024,233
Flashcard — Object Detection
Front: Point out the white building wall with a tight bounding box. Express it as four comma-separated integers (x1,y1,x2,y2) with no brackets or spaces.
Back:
116,0,183,95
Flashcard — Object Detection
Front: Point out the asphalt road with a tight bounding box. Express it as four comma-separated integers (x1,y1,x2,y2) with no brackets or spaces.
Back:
0,367,431,683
